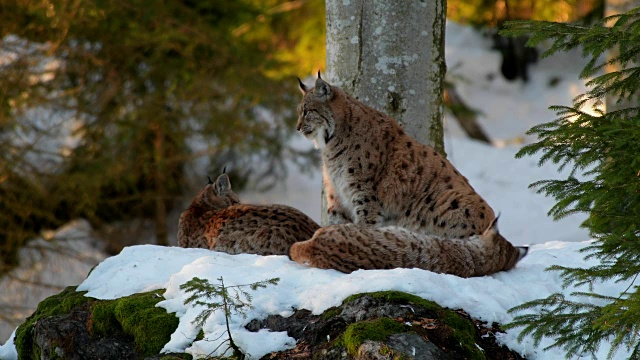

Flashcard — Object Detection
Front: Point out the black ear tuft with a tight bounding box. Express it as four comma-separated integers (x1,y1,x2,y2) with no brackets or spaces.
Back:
222,166,227,174
298,77,309,94
482,213,500,237
207,176,213,185
516,246,529,261
317,70,322,79
490,213,501,232
315,76,332,99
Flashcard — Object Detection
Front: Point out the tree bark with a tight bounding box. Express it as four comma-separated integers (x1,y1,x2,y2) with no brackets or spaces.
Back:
323,0,447,225
325,0,447,151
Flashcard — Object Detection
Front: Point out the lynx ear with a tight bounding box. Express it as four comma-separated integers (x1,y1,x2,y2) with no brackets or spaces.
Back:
214,173,232,194
315,75,332,99
207,176,214,185
516,246,529,261
484,213,500,237
298,77,309,94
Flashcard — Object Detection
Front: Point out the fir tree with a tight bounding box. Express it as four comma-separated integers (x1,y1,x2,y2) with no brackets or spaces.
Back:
500,7,640,359
180,276,280,359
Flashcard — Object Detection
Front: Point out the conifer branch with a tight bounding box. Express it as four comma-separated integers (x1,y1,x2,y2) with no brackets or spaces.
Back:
180,276,280,359
502,6,640,359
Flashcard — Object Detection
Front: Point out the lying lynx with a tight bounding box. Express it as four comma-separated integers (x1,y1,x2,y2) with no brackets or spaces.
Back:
290,217,528,277
178,173,320,255
297,74,494,238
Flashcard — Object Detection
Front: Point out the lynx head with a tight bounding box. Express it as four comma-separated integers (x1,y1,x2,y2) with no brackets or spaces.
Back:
296,72,336,149
481,215,529,269
192,173,240,210
480,215,502,240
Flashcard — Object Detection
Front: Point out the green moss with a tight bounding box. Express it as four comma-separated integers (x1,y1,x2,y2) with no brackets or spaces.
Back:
91,290,179,357
14,286,92,360
15,287,180,360
341,291,484,360
373,343,412,360
342,318,408,356
91,300,120,336
320,305,341,320
440,311,483,360
195,329,205,341
379,344,391,355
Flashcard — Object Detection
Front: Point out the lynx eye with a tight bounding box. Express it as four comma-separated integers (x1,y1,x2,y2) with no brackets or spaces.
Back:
303,107,308,116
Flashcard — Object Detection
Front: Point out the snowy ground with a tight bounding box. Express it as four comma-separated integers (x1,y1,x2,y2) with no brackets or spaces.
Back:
0,21,610,359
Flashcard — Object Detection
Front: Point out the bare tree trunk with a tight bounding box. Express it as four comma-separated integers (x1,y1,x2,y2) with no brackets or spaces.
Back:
325,0,446,150
323,0,447,225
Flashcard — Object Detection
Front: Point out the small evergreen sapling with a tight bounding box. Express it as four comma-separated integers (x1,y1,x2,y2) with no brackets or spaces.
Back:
500,7,640,359
180,276,280,359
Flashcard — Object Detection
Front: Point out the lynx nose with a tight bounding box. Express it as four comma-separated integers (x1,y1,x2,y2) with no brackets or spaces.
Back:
296,122,302,132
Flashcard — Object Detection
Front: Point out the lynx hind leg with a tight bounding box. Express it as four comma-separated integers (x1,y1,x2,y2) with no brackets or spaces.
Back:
289,240,315,265
289,232,335,269
289,227,361,273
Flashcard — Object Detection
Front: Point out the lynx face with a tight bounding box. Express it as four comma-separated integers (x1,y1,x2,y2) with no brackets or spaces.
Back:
296,76,336,149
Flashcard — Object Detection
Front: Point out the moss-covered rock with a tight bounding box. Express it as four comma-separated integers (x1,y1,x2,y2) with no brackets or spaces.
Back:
254,291,523,360
15,286,92,360
17,287,521,360
342,291,483,359
14,286,182,360
91,290,179,356
341,317,408,356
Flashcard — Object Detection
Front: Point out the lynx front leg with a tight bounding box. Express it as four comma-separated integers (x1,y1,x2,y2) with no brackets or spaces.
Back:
326,183,352,225
323,165,352,225
351,189,384,226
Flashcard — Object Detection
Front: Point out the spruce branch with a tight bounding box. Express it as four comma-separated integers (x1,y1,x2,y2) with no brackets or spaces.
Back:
503,5,640,359
180,276,280,359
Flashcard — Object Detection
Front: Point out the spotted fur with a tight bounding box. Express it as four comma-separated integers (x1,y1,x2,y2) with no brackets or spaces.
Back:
297,74,495,238
178,174,320,255
290,217,528,277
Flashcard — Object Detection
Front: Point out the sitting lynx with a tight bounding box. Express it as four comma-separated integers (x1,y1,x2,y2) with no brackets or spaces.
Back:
290,217,528,277
178,173,320,256
297,74,494,238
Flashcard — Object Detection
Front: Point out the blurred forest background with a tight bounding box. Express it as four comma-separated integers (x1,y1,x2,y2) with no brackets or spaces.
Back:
0,0,603,276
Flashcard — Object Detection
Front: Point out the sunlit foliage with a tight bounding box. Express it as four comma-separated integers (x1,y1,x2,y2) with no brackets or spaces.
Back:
448,0,603,26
